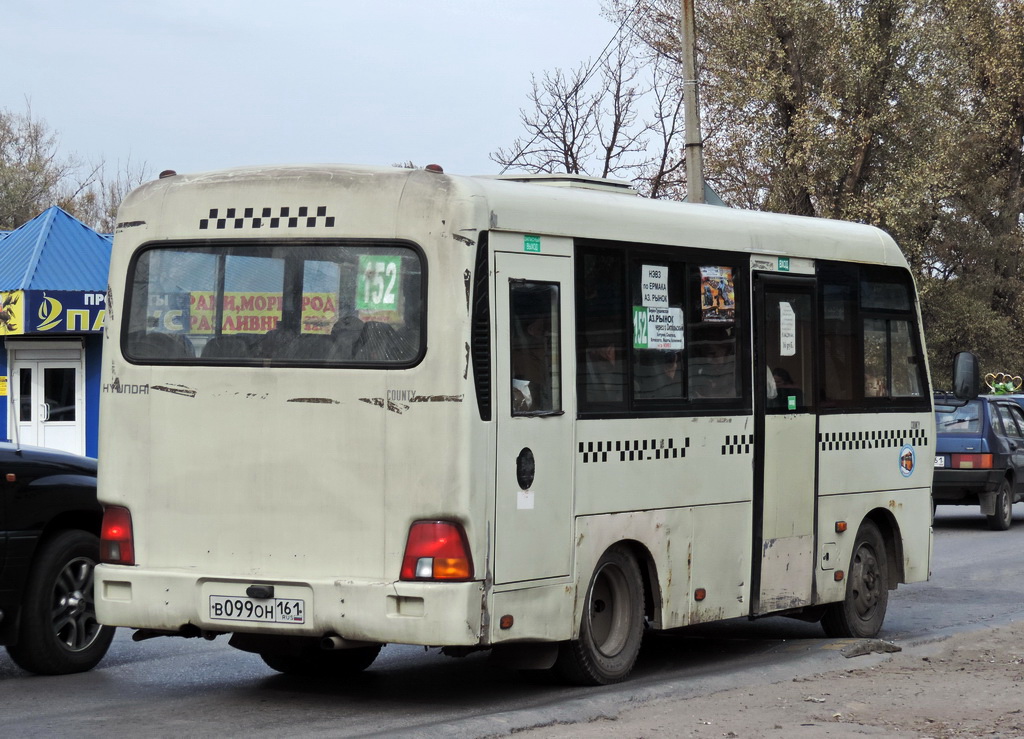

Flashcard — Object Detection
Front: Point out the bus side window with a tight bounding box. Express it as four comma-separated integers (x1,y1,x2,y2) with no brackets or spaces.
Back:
820,279,856,405
577,249,627,409
820,263,926,408
860,271,925,400
510,283,562,415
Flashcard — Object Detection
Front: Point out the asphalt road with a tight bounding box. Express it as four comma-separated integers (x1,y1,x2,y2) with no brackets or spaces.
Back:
2,504,1022,738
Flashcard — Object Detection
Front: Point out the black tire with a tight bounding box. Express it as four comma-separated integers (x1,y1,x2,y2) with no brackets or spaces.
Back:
987,478,1013,531
822,520,889,639
6,530,115,675
556,546,644,685
260,644,381,677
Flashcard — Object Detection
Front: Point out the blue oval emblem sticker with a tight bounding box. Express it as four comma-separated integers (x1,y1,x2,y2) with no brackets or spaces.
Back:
899,444,916,477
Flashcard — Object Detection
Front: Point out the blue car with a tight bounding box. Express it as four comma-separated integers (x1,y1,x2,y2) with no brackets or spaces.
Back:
933,394,1024,530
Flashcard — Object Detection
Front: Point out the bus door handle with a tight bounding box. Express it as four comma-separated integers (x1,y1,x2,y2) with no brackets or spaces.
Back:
40,403,50,422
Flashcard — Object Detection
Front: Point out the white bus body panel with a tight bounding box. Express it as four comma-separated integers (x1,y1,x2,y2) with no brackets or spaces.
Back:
95,164,933,651
98,167,490,645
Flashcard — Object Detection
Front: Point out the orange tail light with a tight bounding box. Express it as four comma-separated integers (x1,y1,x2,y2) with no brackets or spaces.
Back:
951,453,993,469
400,520,473,581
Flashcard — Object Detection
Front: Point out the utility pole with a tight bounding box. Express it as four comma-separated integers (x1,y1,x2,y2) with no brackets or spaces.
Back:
680,0,705,204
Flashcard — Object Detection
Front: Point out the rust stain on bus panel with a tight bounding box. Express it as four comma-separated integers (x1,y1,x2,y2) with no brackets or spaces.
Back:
452,232,476,247
409,394,464,403
358,397,408,414
360,395,464,411
150,384,197,398
689,606,726,624
463,269,472,313
287,397,340,404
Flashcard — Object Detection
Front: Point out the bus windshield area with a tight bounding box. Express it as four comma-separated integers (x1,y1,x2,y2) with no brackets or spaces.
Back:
123,241,424,365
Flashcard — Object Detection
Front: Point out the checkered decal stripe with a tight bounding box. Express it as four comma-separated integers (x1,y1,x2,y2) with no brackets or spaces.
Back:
818,428,928,451
722,434,754,455
199,206,336,230
578,438,690,464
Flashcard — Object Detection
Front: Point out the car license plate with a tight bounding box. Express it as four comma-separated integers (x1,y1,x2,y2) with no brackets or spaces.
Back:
934,456,945,468
209,595,305,624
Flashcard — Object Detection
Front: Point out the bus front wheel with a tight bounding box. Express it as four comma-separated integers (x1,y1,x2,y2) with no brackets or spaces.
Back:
822,520,889,639
556,546,644,685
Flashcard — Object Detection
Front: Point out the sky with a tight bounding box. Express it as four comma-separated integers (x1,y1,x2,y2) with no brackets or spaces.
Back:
4,1,618,179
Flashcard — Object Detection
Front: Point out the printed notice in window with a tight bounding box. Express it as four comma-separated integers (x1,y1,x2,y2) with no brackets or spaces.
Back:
780,301,796,356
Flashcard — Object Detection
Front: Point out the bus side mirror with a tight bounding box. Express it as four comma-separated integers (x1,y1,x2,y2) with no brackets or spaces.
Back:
952,352,979,400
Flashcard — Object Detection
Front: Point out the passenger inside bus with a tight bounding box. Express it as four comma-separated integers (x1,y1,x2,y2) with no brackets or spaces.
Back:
583,338,626,403
330,310,364,358
772,366,803,408
688,326,737,398
511,287,559,413
636,350,683,399
352,321,408,361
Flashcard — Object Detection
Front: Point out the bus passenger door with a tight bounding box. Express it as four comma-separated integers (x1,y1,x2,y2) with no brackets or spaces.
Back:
493,251,574,584
752,275,817,615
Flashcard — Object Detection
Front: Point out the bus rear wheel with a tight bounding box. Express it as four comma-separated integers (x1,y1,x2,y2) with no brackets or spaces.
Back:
556,546,644,685
260,644,381,678
822,520,888,638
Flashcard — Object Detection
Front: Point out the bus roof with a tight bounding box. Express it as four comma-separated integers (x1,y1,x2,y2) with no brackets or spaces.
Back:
466,174,903,268
123,164,906,269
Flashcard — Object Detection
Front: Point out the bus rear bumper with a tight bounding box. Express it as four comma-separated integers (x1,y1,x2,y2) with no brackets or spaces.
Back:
95,565,485,647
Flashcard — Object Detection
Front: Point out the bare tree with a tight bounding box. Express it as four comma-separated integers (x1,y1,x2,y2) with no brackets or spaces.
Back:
633,54,687,199
73,157,152,233
0,103,98,229
0,103,153,233
492,64,604,175
492,32,657,184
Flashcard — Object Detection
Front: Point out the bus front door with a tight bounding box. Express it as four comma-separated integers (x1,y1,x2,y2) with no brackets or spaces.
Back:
752,275,818,615
493,250,574,585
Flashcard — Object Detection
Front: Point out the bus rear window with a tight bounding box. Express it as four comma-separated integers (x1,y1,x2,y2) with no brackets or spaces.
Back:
123,241,424,365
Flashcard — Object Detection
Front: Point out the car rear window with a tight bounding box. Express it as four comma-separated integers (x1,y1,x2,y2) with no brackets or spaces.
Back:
935,400,983,434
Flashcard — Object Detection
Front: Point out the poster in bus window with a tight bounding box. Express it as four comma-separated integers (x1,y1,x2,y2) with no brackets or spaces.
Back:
633,306,684,350
356,255,402,312
147,292,191,333
184,291,338,335
634,265,684,350
699,266,735,322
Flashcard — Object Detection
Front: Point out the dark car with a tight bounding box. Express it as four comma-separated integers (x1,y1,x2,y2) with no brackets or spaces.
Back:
933,394,1024,530
0,442,114,673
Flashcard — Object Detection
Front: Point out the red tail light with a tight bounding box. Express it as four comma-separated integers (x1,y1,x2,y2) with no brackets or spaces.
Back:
400,521,473,581
951,453,993,469
100,506,135,565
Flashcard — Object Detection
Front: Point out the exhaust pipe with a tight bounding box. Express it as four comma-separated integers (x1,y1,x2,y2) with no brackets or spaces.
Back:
320,635,376,650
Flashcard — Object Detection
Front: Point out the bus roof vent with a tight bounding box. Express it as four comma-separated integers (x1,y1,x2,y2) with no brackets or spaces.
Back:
487,174,638,196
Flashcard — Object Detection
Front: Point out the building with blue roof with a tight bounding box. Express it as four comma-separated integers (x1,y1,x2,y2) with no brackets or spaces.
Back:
0,206,111,457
